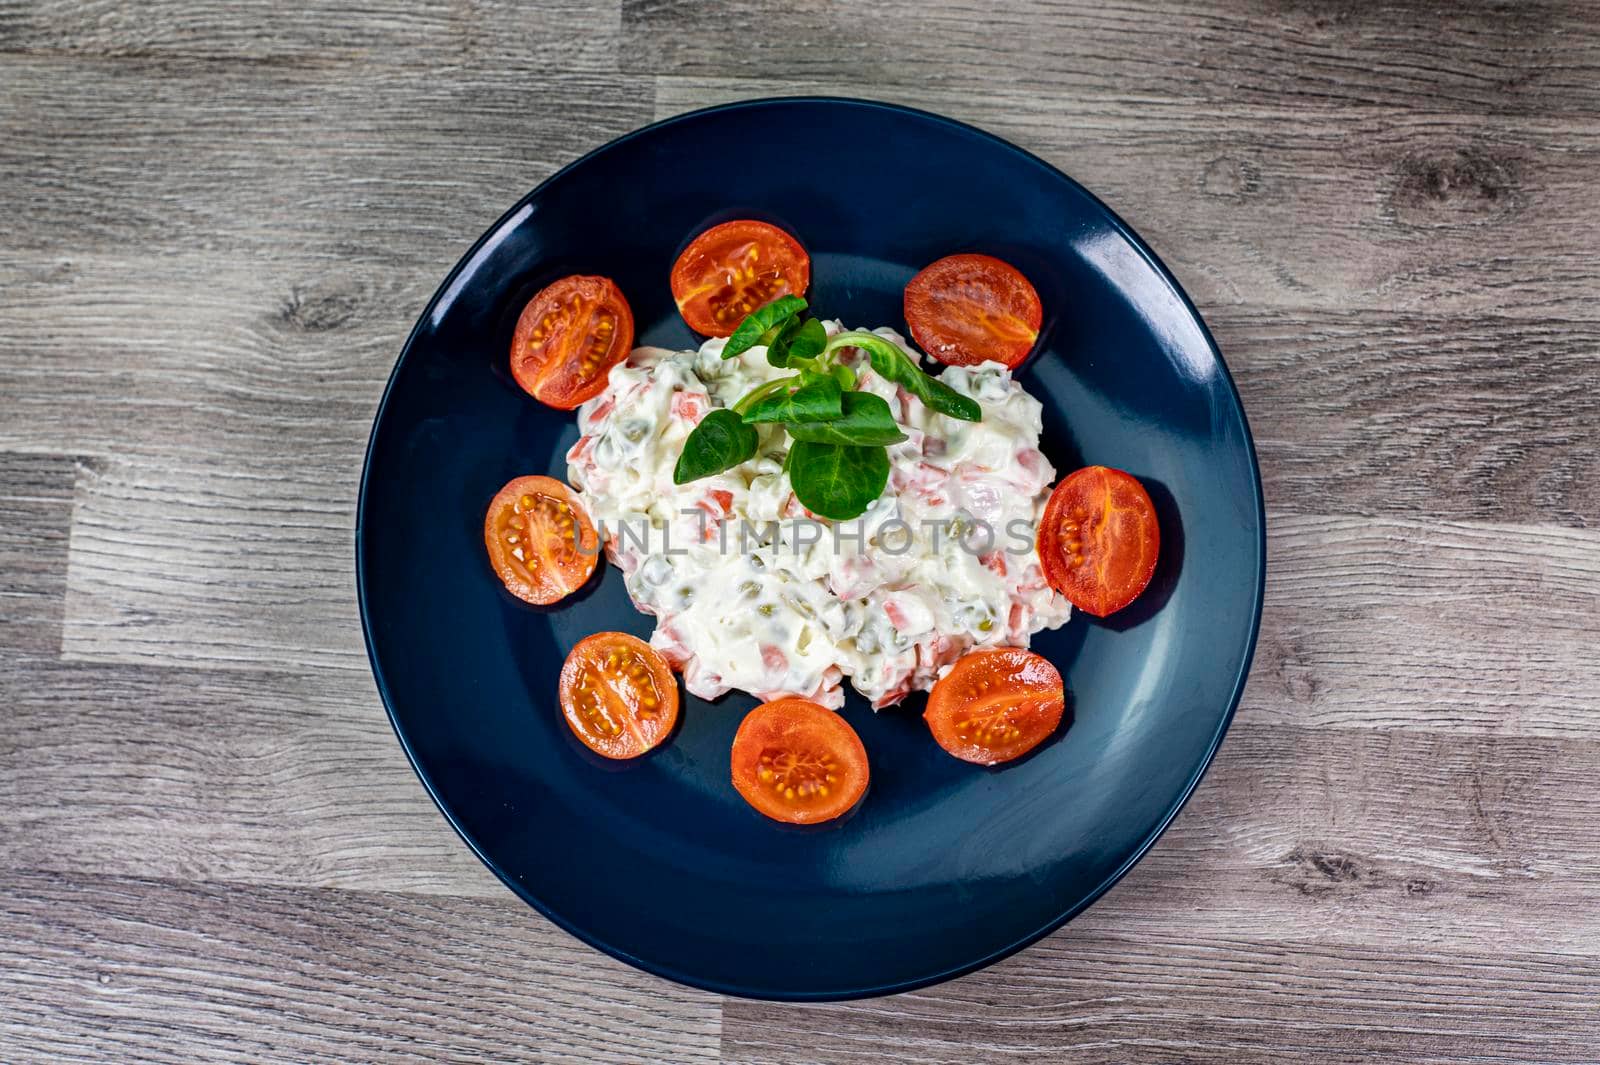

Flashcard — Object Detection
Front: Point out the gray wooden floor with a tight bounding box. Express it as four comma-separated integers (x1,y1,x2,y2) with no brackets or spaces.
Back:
3,1,1599,1061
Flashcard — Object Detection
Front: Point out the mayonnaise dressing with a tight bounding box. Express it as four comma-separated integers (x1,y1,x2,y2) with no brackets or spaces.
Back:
566,323,1071,709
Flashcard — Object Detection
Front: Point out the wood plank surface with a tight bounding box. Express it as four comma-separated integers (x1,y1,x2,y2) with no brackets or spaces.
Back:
1248,514,1600,738
2,0,1599,1060
654,78,1600,319
1,0,621,70
627,0,1600,115
1,57,650,260
0,453,78,654
722,933,1600,1064
1222,311,1600,528
0,659,489,893
0,870,720,1063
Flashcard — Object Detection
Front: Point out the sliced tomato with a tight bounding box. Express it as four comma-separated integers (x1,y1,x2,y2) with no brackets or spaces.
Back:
925,648,1065,765
510,275,634,409
730,698,868,824
1037,465,1160,617
671,220,810,337
483,475,599,605
903,253,1042,368
559,632,679,759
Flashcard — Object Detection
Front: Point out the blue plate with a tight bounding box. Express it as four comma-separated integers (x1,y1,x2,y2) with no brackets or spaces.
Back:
357,98,1264,1001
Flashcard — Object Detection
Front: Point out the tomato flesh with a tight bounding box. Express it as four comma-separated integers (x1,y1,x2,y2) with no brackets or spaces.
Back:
671,220,810,337
903,253,1042,368
1037,465,1160,617
925,648,1065,765
510,275,634,409
483,475,598,605
730,698,869,824
559,632,679,759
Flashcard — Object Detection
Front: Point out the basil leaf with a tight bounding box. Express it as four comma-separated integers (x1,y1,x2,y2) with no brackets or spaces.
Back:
741,374,843,424
673,408,758,484
722,295,807,359
836,332,982,422
787,441,890,521
785,391,907,445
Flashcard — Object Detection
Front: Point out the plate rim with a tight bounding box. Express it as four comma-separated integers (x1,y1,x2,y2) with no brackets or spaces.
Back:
355,94,1267,1001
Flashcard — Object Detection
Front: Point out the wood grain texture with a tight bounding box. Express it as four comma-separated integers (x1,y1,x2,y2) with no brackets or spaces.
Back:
61,449,370,671
0,259,420,669
0,453,79,654
0,0,467,61
1224,312,1600,528
0,255,421,458
0,660,492,894
0,869,719,1064
1094,723,1600,957
722,930,1600,1064
2,0,1600,1060
0,0,620,70
1247,514,1600,738
1,56,651,259
628,0,1600,115
653,78,1600,319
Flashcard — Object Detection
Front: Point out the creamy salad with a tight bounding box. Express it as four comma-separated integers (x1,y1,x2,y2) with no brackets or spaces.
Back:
565,323,1072,709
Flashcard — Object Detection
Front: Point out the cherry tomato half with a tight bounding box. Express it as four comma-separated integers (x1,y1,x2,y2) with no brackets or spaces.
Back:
483,475,599,605
903,253,1042,368
671,220,810,337
510,275,634,409
925,648,1065,765
1037,465,1160,617
558,632,679,760
730,698,869,824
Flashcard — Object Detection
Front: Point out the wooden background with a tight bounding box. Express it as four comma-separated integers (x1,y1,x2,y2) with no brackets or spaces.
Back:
3,0,1598,1061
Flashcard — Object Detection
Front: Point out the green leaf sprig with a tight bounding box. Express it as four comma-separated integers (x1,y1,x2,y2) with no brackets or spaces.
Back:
672,298,982,520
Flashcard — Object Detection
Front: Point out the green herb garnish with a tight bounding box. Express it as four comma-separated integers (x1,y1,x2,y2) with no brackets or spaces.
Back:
673,408,759,483
741,373,843,424
675,299,982,519
786,440,891,521
768,317,828,368
722,295,807,360
829,331,983,422
784,392,907,446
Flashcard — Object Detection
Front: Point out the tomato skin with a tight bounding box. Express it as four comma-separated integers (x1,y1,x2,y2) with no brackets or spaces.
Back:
925,648,1065,766
559,632,679,759
730,698,869,824
903,253,1042,368
510,275,634,409
671,220,810,337
483,476,599,605
1036,465,1160,617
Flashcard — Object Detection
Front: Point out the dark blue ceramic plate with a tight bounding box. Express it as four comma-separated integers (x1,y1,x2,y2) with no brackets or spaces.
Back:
357,98,1264,1001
